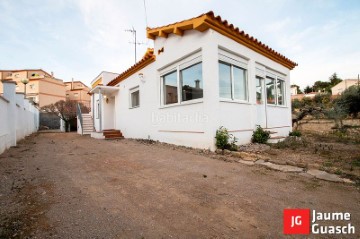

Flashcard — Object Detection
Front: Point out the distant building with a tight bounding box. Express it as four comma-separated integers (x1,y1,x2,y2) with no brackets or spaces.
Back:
290,86,298,95
64,81,91,107
90,71,120,89
331,79,359,95
0,69,66,107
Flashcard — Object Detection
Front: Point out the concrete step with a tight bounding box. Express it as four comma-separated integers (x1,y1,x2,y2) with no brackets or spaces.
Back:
103,129,124,140
268,136,286,144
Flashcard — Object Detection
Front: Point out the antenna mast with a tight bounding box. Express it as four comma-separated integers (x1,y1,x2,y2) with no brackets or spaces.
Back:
125,27,145,63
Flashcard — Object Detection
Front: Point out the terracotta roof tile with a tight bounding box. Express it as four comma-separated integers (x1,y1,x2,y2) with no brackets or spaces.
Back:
147,11,297,70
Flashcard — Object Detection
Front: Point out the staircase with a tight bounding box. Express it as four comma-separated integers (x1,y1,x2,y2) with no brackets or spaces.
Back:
103,129,124,140
81,113,94,135
267,131,286,144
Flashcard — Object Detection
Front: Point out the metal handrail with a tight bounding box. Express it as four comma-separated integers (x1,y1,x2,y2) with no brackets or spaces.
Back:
76,103,83,135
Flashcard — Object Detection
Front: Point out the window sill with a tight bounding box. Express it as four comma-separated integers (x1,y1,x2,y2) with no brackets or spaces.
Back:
129,106,140,109
159,99,203,109
266,104,288,109
219,99,251,105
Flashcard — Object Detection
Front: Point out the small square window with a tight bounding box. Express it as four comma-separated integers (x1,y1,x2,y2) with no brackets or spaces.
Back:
130,87,140,108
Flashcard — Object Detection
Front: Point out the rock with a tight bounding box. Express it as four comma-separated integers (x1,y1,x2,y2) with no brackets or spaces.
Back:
342,178,354,184
231,151,258,161
238,160,255,166
255,159,266,164
306,169,344,183
260,162,303,172
223,149,232,155
215,149,223,154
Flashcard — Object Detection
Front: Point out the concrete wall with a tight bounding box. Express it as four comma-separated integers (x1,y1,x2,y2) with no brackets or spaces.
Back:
0,80,39,154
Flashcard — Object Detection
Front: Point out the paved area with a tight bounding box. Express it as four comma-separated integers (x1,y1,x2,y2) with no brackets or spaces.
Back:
0,132,359,238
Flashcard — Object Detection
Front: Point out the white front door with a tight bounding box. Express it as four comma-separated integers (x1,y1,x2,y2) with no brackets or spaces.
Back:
255,76,267,128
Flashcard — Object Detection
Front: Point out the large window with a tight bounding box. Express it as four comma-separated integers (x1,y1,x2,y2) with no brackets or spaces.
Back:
161,56,203,105
180,62,203,101
163,71,178,105
265,76,286,106
130,87,140,108
219,62,248,101
266,77,276,104
256,77,263,104
277,79,285,105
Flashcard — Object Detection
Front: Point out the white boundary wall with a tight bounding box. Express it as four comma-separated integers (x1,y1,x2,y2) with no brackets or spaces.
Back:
0,80,39,154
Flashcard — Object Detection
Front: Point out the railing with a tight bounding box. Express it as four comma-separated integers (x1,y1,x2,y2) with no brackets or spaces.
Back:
76,103,83,135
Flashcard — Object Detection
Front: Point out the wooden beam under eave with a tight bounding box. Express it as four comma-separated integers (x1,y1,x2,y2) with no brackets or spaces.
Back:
147,32,156,40
173,27,183,36
158,30,168,38
193,20,209,32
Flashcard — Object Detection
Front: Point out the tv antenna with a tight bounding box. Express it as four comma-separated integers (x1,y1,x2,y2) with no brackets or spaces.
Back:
125,27,146,63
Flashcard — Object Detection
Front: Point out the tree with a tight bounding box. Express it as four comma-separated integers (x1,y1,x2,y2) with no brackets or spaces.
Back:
41,100,90,132
313,80,331,93
337,85,360,118
329,72,342,86
304,85,313,94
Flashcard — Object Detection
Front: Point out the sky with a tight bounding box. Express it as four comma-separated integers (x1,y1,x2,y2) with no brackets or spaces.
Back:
0,0,359,89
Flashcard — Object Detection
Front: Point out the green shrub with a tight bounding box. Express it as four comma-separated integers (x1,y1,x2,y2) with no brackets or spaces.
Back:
251,125,270,144
215,126,237,151
289,130,302,137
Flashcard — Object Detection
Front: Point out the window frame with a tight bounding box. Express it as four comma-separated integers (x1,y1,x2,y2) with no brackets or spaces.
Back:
159,53,203,107
129,86,140,109
276,78,286,106
256,64,287,107
218,60,249,103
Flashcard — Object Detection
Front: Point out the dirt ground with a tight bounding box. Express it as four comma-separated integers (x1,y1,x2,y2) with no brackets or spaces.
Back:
268,119,360,181
0,132,359,238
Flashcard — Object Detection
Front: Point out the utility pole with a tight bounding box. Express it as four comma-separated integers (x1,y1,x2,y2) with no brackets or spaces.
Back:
125,27,145,63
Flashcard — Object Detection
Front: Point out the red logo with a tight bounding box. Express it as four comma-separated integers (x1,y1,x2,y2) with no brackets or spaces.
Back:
283,209,310,234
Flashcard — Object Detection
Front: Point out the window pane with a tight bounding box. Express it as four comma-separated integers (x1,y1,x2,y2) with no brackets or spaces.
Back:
163,71,178,104
180,62,203,101
256,77,263,104
131,90,139,107
219,62,232,98
266,77,276,104
233,66,247,100
277,79,285,105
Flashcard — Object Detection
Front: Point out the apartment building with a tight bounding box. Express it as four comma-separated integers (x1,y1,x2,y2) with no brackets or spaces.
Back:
64,81,91,107
0,69,66,107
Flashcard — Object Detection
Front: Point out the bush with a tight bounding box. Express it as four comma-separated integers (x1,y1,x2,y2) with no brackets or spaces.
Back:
251,125,270,144
289,130,302,137
337,85,360,118
215,126,237,151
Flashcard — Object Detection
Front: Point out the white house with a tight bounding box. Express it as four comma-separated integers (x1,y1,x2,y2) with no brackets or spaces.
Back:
331,79,359,95
88,11,297,150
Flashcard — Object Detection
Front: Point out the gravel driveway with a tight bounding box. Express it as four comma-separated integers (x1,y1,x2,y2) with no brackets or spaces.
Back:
0,132,359,238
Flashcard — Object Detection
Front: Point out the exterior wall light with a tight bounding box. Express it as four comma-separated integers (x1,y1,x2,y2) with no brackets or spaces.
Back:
139,73,145,83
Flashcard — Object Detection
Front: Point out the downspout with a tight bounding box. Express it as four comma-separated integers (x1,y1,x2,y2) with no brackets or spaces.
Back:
99,89,102,132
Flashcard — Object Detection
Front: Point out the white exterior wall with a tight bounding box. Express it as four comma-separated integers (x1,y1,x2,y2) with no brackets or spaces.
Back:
98,29,292,150
332,79,359,95
0,81,39,154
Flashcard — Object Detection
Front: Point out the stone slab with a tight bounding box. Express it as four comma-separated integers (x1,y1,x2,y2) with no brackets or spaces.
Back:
307,169,344,183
